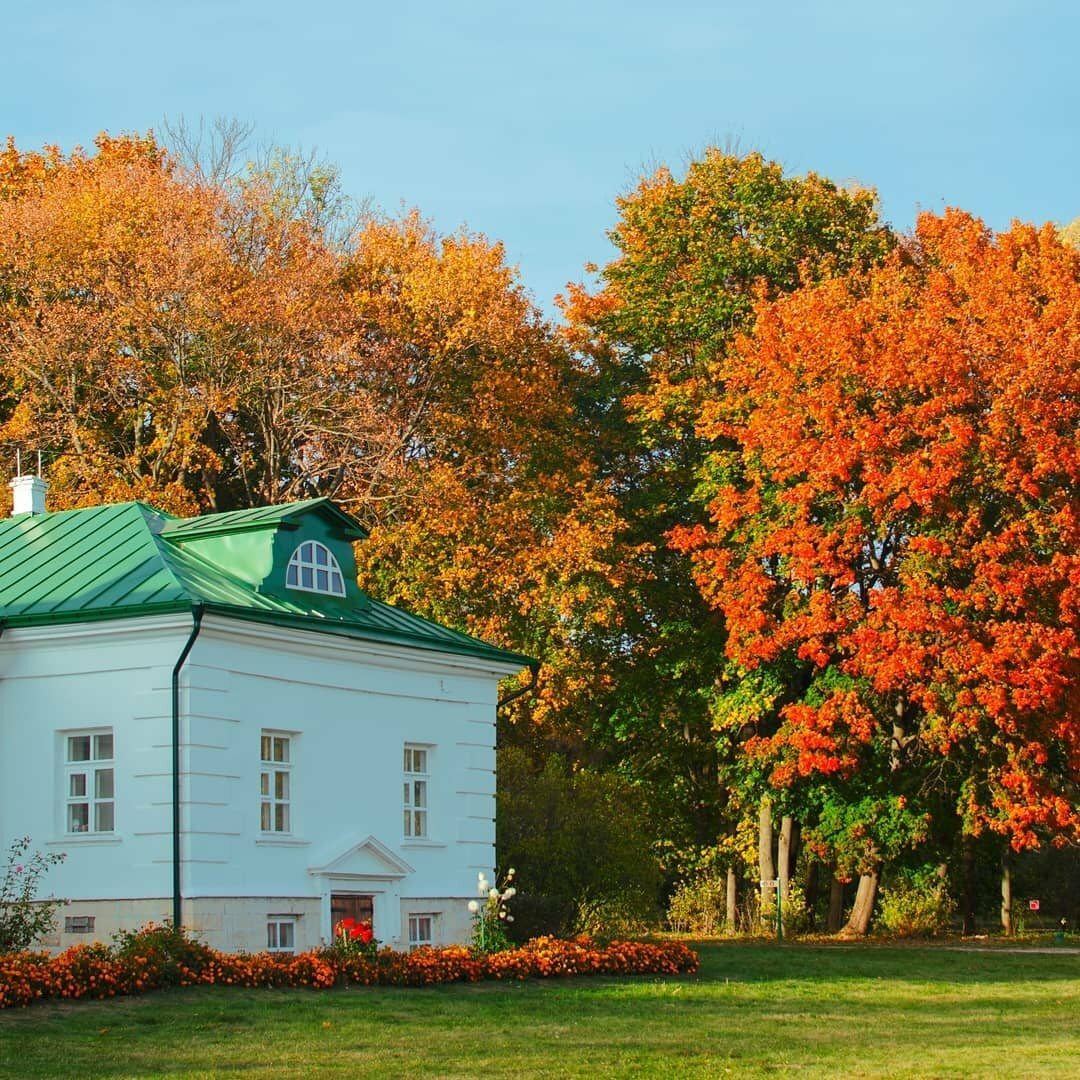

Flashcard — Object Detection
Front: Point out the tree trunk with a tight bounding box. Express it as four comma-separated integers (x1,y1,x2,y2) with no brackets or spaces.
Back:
827,872,846,933
759,799,776,927
1001,849,1013,937
961,845,976,936
778,815,794,937
805,860,820,932
779,816,793,895
838,869,880,937
726,866,737,935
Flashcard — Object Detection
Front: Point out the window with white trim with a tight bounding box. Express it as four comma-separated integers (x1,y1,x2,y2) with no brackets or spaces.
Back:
266,918,296,953
408,913,434,948
260,732,292,833
285,541,346,596
65,730,114,834
403,744,429,838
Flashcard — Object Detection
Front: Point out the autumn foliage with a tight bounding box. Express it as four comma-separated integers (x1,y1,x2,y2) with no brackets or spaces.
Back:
673,210,1080,850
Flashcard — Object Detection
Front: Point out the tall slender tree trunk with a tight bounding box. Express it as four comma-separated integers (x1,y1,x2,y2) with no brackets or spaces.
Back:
726,866,737,934
1001,848,1014,937
805,860,820,932
827,871,846,933
759,799,776,929
778,815,794,937
839,868,880,937
961,844,977,935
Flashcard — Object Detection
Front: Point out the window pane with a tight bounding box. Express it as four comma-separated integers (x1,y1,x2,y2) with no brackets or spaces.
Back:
261,735,271,761
267,923,279,949
275,771,289,799
94,734,113,760
281,922,294,948
261,772,270,796
69,803,89,832
413,780,426,808
414,750,427,773
95,801,114,832
315,545,328,566
403,748,412,772
275,803,289,832
330,572,344,595
95,768,114,799
316,569,329,591
301,543,313,562
68,736,91,762
274,737,289,763
301,567,313,589
414,810,427,837
286,564,299,586
403,781,410,806
404,809,412,836
70,773,87,797
261,802,272,831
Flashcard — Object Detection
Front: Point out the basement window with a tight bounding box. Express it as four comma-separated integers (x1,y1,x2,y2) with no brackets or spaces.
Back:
266,918,296,953
285,541,346,597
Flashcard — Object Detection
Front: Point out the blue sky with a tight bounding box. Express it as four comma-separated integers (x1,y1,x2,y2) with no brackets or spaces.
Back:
4,1,1077,316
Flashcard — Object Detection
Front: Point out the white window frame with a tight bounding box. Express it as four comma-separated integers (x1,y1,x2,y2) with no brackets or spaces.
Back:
285,541,346,596
408,913,435,949
64,729,115,835
266,917,297,953
260,732,293,834
403,744,430,839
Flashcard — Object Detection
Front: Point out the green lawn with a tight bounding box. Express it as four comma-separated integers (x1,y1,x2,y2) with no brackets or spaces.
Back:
1,942,1076,1078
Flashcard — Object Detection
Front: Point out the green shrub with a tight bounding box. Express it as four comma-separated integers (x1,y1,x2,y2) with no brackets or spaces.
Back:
497,749,662,939
573,891,656,939
666,876,728,935
0,837,66,953
876,867,956,937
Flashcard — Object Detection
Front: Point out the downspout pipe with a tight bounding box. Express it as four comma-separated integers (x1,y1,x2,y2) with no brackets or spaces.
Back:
495,661,540,748
497,660,539,713
171,605,205,931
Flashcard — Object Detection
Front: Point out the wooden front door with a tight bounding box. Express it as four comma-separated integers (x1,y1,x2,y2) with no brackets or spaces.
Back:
331,893,374,937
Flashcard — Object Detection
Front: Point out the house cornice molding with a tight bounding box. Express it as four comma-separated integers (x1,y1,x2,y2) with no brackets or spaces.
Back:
197,612,524,681
3,613,196,647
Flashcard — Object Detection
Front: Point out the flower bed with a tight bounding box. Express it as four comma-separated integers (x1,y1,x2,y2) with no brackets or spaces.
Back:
0,928,698,1008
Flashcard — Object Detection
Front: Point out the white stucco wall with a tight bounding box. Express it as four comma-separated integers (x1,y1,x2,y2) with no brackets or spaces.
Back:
0,613,517,950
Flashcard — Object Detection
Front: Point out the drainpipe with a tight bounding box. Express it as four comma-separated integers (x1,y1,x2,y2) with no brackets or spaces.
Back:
496,661,539,715
495,661,540,751
171,605,205,931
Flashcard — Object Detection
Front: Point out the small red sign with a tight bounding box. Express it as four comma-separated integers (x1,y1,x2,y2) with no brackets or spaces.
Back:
1029,899,1040,911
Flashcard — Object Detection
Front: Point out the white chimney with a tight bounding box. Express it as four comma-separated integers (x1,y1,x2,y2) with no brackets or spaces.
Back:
11,474,48,516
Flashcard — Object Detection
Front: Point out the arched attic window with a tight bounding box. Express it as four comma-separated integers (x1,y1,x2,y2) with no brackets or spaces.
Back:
286,541,346,597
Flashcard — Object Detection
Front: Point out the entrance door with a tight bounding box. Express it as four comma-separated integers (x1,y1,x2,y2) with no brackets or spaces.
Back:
331,893,374,937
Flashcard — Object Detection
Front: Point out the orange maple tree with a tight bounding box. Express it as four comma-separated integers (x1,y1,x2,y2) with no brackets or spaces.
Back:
674,209,1080,852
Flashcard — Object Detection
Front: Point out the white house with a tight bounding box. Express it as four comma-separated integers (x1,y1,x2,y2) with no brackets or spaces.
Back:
0,475,531,954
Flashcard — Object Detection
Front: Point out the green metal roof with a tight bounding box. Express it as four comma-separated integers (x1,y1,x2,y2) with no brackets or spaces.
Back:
0,499,530,670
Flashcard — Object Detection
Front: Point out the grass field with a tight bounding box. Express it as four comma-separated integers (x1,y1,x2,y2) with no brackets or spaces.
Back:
1,941,1077,1078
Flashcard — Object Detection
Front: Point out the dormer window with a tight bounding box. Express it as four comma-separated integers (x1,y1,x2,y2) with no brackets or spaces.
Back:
286,541,346,596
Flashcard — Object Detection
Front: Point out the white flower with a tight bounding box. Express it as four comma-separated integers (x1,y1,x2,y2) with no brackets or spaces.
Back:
489,887,499,899
506,915,514,923
507,868,515,877
503,887,516,898
468,900,480,913
498,911,506,919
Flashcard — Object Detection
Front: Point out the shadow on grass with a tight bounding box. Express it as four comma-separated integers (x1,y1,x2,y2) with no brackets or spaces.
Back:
688,939,1080,985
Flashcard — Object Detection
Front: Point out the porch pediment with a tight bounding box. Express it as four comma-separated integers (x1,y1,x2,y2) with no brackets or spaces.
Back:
307,835,414,881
